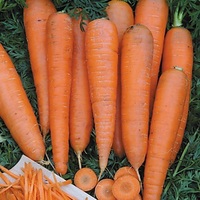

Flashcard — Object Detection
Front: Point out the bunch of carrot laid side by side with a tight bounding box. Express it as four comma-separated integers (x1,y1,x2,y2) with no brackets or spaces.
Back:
0,163,75,200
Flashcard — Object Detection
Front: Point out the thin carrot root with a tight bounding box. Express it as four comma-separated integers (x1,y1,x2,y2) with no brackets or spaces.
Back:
76,152,82,169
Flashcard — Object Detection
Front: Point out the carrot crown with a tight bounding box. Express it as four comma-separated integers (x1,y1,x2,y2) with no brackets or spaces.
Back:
172,6,184,27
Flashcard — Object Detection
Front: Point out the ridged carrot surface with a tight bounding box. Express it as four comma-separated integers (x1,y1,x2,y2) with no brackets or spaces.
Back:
143,67,188,200
23,0,56,137
46,12,73,175
85,18,118,178
121,24,153,179
0,44,45,161
106,0,134,158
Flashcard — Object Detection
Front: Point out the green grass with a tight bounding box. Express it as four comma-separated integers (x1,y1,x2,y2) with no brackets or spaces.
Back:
0,0,200,199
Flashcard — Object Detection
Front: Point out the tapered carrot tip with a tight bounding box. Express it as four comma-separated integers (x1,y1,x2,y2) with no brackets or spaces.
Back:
112,174,140,200
74,167,98,192
77,151,82,169
54,162,68,175
95,178,116,200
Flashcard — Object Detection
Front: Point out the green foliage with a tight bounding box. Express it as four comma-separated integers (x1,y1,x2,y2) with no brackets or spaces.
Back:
0,0,199,199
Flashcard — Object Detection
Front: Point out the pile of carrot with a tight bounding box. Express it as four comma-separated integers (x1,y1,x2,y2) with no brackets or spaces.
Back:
0,0,193,199
0,163,74,200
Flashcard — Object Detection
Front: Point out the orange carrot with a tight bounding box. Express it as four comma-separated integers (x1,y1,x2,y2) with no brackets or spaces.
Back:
161,7,193,164
112,174,140,200
106,0,134,158
0,44,45,161
121,24,153,180
135,0,169,113
74,167,98,192
143,67,188,200
69,14,93,169
114,166,138,181
46,12,73,175
95,178,116,200
85,18,118,178
23,0,56,137
134,194,142,200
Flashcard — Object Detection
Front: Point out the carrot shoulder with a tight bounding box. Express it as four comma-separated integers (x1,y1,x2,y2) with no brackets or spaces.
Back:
106,0,134,158
143,67,188,200
0,44,45,161
121,24,153,179
85,18,118,178
23,0,56,137
46,12,73,175
135,0,169,113
161,7,193,164
69,15,93,169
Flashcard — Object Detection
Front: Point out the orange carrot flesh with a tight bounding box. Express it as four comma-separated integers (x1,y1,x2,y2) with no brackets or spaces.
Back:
85,18,118,178
121,24,153,177
94,178,116,200
143,67,188,200
0,44,45,161
114,166,138,181
23,0,56,137
106,0,134,158
161,9,193,164
112,175,140,200
135,0,169,113
69,15,93,169
46,12,73,175
74,167,98,192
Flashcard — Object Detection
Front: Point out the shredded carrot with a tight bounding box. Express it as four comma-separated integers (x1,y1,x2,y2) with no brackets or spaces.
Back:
0,162,76,199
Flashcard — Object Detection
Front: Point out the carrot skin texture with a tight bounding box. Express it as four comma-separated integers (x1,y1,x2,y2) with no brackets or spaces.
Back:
23,0,56,137
46,12,73,175
85,18,118,177
161,27,193,164
69,16,93,168
135,0,169,113
106,0,134,158
143,68,188,200
121,25,153,172
0,44,45,161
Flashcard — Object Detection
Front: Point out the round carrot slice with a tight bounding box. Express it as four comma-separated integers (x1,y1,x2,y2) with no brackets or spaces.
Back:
114,166,139,180
112,174,140,200
95,178,116,200
74,167,98,191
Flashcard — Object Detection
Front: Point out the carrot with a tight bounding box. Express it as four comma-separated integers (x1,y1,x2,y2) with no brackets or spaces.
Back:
0,44,45,161
135,0,169,113
46,11,73,175
114,166,138,181
85,18,118,178
23,0,56,137
112,174,140,200
73,167,98,192
94,178,116,200
134,194,142,200
161,7,194,164
143,67,188,200
106,0,134,158
69,14,93,169
120,24,153,180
